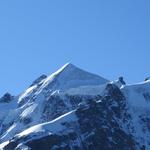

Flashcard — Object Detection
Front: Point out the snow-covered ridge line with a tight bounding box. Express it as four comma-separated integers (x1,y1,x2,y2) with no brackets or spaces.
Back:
39,63,109,90
0,63,150,150
121,80,150,109
0,110,77,148
16,110,77,139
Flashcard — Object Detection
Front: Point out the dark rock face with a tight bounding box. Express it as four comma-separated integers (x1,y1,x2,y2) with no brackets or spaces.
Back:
75,84,135,150
30,74,47,87
42,94,102,122
3,141,18,150
145,77,150,81
3,84,137,150
119,76,126,85
42,95,70,121
0,93,13,103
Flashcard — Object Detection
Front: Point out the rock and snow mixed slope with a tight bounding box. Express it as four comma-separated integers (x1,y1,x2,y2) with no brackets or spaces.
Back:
0,64,108,144
0,63,150,150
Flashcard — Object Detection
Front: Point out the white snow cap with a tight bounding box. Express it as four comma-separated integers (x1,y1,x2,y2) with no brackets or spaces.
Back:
42,63,109,90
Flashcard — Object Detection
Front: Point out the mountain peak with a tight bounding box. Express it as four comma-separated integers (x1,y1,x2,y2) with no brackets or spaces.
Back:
54,62,77,74
42,63,109,90
62,62,74,67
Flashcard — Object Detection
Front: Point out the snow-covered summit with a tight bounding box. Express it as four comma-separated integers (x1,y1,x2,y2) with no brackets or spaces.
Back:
17,63,108,104
40,63,109,90
0,64,150,150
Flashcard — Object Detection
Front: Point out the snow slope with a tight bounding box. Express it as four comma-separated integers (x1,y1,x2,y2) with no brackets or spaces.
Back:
0,63,109,144
0,63,150,150
122,80,150,108
16,110,77,140
121,80,150,149
40,63,109,90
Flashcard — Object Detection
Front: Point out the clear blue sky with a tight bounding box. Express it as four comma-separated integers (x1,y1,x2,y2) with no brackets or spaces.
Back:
0,0,150,96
